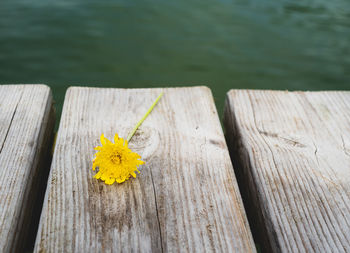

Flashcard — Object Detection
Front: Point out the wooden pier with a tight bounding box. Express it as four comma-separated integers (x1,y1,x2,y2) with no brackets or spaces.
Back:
224,90,350,252
0,85,54,253
34,87,255,252
1,85,350,252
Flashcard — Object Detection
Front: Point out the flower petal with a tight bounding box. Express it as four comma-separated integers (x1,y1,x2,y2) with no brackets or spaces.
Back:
105,178,115,185
114,133,119,144
100,134,106,145
94,171,102,179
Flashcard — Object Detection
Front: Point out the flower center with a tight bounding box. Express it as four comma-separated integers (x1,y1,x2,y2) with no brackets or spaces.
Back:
110,153,122,164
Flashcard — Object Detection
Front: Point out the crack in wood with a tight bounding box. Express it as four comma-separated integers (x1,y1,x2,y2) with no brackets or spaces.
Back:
0,90,23,154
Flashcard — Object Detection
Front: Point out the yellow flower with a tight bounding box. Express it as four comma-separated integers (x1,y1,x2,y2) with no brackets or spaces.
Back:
92,133,144,184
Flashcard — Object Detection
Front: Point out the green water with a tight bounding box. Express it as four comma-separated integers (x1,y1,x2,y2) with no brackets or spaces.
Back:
1,0,349,124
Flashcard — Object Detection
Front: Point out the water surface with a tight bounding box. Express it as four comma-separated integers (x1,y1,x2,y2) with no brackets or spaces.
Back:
0,0,349,123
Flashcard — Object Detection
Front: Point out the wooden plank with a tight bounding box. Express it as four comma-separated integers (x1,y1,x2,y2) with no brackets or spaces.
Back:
34,86,256,252
224,89,350,252
0,84,55,252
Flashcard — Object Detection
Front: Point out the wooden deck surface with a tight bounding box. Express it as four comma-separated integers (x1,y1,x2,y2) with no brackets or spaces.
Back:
34,87,256,252
0,85,54,252
224,90,350,252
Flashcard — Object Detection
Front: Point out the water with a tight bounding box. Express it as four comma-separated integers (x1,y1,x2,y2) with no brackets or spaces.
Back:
1,0,349,126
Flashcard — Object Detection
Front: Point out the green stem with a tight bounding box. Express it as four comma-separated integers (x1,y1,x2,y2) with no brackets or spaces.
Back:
126,92,163,142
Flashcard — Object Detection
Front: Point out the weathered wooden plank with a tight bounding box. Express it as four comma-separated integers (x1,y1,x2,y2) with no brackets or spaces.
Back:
34,86,256,252
0,84,55,252
224,89,350,252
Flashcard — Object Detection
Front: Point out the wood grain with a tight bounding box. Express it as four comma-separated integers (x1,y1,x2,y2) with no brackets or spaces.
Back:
34,86,255,253
0,85,55,252
224,89,350,253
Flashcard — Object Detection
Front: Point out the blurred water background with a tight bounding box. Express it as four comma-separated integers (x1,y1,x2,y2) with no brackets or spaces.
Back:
0,0,349,127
